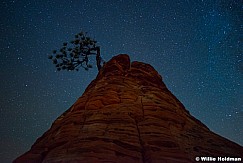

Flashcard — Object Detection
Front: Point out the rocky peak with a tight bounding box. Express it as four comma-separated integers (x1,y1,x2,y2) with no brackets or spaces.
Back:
100,54,162,84
86,54,164,94
14,54,243,163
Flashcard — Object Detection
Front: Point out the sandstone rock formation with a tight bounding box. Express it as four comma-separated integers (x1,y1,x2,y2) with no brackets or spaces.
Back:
14,54,243,163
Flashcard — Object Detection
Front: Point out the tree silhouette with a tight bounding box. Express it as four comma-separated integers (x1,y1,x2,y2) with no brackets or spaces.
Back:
48,31,103,71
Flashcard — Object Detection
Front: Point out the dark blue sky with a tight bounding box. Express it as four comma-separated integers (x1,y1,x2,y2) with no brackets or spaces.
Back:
0,0,242,162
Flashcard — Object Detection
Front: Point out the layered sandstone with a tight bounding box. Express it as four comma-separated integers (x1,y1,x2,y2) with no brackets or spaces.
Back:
14,54,243,163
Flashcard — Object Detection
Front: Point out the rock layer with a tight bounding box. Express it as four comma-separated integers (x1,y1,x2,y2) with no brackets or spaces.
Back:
14,54,243,163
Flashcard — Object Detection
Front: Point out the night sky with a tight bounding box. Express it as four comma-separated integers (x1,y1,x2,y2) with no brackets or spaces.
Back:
0,0,242,162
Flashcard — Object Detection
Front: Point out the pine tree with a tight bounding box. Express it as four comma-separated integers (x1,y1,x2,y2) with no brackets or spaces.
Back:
48,31,103,71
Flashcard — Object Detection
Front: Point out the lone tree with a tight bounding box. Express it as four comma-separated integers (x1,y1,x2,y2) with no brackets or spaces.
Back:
48,31,103,71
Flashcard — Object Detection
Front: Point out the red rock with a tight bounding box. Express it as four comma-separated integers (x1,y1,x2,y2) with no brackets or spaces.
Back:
14,54,243,163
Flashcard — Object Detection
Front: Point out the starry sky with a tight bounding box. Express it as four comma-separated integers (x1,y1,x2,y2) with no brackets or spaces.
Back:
0,0,242,162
